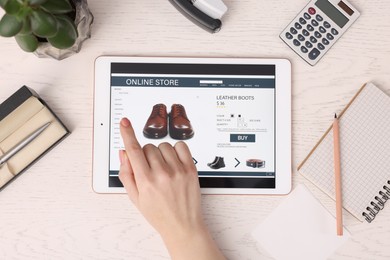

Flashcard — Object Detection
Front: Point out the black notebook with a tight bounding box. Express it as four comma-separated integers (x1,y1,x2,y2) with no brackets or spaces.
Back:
298,82,390,223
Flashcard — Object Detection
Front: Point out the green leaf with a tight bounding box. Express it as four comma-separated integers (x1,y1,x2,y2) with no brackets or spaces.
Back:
19,18,32,35
0,0,9,8
0,14,22,37
30,9,58,37
4,0,22,15
28,0,48,5
41,0,73,14
15,33,38,52
47,15,77,49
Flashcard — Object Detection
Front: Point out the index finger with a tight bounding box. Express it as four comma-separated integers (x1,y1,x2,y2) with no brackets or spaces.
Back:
120,118,150,178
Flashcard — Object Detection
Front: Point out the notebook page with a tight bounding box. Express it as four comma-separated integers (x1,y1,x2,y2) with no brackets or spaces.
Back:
299,83,390,221
252,184,350,260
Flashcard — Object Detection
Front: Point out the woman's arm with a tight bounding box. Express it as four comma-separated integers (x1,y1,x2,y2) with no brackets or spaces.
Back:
119,117,225,260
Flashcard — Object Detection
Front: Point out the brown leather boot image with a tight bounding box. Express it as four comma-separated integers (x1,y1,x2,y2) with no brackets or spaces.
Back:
169,104,194,140
143,104,168,139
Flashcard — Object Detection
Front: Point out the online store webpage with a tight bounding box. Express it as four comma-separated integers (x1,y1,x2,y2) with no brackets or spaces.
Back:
108,63,276,188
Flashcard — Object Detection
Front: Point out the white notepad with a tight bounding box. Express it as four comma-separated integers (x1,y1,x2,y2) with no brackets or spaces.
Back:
298,82,390,222
252,184,350,260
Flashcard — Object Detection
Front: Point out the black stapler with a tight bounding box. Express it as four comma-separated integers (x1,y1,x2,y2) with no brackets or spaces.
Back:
169,0,228,33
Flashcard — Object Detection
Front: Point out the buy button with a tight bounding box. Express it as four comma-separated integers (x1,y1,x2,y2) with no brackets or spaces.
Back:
230,134,256,142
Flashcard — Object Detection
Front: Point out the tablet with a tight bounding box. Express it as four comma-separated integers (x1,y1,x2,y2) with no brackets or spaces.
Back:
93,56,291,194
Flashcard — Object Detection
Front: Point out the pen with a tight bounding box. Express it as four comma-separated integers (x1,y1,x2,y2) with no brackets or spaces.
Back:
333,114,343,236
0,122,51,168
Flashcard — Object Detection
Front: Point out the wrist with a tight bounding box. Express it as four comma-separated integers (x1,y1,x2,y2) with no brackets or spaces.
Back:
161,220,209,247
161,223,225,260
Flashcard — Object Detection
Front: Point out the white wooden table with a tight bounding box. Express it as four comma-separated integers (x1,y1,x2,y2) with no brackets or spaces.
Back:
1,0,389,259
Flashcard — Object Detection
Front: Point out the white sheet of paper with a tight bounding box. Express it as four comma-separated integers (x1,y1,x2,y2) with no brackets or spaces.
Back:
252,184,350,260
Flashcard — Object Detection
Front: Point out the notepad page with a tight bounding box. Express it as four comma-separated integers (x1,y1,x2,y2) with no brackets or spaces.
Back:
252,184,350,260
299,83,390,222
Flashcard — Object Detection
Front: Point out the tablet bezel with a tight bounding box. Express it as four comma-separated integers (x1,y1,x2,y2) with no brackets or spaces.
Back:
93,56,291,194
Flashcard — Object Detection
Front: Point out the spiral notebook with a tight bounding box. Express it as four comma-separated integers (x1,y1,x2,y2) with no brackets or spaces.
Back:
298,82,390,223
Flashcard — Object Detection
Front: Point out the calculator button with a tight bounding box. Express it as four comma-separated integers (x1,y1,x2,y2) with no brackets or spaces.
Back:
308,7,316,15
290,27,298,34
316,14,323,21
322,38,329,45
302,29,309,36
298,34,305,41
293,39,301,46
285,32,293,39
326,33,334,40
305,41,313,48
319,26,326,33
307,24,314,31
294,22,302,30
314,31,322,38
311,20,319,26
301,46,308,53
310,36,317,43
331,28,339,35
308,48,321,60
299,18,307,25
323,21,331,28
317,43,325,50
304,12,311,19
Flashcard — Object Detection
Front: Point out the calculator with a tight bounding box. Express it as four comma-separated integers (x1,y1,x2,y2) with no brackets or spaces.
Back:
280,0,360,66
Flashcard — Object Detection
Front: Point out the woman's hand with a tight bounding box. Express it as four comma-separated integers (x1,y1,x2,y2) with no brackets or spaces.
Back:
119,117,225,260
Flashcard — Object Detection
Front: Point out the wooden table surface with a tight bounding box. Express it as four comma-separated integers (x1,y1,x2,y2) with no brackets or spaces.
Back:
0,0,389,259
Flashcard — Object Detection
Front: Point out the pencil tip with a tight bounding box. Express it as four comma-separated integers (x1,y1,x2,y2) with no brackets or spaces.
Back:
334,113,337,119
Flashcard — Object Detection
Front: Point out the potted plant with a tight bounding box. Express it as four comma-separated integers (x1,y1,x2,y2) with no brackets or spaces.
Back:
0,0,93,59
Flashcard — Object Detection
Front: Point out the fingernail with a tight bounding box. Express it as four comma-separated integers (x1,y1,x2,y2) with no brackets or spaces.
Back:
120,118,130,127
119,150,124,164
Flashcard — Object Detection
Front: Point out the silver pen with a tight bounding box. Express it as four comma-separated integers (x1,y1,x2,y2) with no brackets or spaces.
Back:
0,122,51,168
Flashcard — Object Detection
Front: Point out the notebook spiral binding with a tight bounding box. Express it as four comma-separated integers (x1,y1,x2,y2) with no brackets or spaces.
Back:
362,180,390,223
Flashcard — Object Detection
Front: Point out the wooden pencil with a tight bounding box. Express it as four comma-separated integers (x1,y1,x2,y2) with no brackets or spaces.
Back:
333,113,343,236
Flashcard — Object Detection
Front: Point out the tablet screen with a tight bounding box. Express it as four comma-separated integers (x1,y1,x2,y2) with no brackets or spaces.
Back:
108,62,276,189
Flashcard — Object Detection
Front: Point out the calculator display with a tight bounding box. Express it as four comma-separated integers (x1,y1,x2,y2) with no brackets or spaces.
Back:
315,0,349,28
